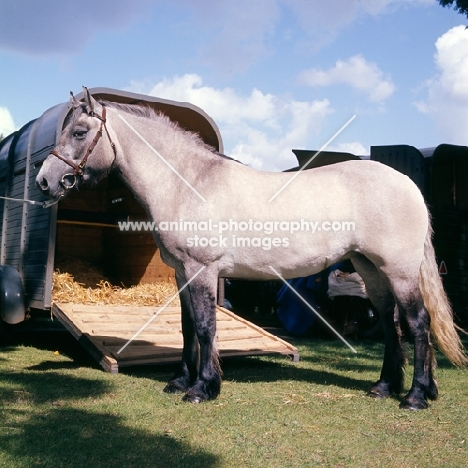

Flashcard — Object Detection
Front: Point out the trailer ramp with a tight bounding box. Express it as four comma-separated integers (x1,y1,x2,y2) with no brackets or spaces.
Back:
52,303,299,373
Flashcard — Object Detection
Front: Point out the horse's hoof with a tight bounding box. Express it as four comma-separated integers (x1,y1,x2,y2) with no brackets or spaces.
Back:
400,393,429,410
367,381,392,399
181,377,221,403
163,384,183,394
399,399,428,410
163,379,189,394
367,389,388,399
182,392,205,404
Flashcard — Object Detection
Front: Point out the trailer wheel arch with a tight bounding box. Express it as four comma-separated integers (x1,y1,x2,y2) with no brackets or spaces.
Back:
0,265,26,325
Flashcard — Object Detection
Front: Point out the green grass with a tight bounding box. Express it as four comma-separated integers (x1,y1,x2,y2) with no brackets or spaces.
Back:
1,327,467,468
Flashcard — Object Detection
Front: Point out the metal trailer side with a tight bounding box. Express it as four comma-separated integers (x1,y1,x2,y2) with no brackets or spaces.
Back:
0,103,64,318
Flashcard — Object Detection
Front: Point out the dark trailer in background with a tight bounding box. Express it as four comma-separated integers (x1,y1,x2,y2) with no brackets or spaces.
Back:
371,144,468,324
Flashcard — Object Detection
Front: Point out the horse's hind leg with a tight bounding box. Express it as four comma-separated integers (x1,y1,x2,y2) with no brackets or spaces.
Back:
164,271,200,395
355,252,437,409
350,255,405,398
370,300,405,398
394,289,438,410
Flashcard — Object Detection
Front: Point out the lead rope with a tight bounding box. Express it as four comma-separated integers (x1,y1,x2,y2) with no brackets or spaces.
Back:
0,195,54,208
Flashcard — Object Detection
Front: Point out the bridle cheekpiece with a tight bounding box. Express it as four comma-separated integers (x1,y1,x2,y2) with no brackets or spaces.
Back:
49,105,117,191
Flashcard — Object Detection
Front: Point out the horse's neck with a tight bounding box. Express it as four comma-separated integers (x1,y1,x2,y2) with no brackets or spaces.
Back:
113,112,213,219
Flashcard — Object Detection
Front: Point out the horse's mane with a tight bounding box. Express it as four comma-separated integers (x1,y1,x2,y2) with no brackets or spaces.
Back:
102,101,243,164
66,100,241,164
102,100,157,120
105,100,209,147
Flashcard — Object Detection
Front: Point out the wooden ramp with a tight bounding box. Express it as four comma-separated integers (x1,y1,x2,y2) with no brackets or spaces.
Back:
51,303,299,373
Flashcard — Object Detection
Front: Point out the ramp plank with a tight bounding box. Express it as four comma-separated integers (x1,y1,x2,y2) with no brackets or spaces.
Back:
51,303,299,373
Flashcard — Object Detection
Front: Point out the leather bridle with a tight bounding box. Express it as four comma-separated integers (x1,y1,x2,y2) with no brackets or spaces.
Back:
49,106,117,191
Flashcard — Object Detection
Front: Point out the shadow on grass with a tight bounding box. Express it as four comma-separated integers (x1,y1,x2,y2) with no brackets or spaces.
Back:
126,360,377,394
0,370,112,405
122,338,386,395
26,360,89,371
4,325,465,402
0,371,221,468
221,337,385,392
0,407,220,468
1,329,220,466
220,355,376,393
1,409,220,468
1,326,99,370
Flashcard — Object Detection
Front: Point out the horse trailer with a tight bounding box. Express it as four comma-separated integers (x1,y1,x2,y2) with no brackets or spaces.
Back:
0,87,223,326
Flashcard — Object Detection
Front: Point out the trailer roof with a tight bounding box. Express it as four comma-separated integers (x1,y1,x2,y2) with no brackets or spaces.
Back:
77,87,223,153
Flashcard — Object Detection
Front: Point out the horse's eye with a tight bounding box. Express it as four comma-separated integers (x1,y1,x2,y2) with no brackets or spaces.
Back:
73,130,87,138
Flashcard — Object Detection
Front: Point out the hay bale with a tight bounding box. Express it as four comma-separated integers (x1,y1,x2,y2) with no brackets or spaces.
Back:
52,257,179,306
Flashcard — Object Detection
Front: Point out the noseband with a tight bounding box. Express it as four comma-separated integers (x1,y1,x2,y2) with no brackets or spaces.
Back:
49,106,117,191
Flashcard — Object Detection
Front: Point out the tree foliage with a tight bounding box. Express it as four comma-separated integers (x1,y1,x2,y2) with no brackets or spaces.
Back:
439,0,468,18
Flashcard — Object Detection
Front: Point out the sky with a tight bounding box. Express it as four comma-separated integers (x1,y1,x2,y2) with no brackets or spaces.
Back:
0,0,467,171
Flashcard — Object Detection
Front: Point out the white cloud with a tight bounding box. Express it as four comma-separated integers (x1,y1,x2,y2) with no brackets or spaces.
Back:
128,74,335,171
299,55,395,103
414,26,468,144
434,26,468,101
228,99,334,170
0,107,15,137
142,74,279,126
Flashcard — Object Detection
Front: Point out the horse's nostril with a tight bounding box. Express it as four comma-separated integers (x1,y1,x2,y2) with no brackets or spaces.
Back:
38,177,50,194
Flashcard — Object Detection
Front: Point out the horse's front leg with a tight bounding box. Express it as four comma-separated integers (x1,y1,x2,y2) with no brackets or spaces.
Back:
164,265,220,403
163,271,199,394
182,267,221,403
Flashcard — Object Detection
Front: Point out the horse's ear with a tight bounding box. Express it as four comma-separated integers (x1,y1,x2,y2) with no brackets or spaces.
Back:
82,86,97,115
70,92,81,109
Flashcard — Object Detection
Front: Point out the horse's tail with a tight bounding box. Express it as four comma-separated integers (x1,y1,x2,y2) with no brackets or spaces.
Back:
419,221,467,366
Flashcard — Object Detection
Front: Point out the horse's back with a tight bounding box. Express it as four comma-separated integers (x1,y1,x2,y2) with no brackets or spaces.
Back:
225,158,423,203
219,158,428,239
213,158,429,278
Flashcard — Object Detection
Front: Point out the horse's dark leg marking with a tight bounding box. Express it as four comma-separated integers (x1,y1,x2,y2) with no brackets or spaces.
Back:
182,274,221,403
353,253,437,409
398,297,438,410
350,254,404,398
163,272,199,394
369,302,405,398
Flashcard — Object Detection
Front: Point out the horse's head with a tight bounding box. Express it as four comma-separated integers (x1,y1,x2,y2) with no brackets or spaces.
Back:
36,87,117,204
